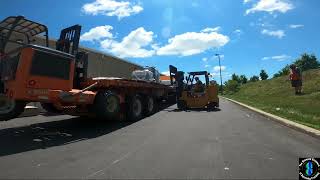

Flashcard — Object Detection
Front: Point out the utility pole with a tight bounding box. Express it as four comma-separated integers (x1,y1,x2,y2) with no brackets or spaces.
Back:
215,54,223,94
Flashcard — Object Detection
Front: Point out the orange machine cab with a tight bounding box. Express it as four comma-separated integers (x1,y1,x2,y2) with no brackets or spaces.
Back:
4,45,75,101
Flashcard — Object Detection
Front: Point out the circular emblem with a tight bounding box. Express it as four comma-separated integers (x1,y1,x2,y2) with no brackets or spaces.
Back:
299,158,320,180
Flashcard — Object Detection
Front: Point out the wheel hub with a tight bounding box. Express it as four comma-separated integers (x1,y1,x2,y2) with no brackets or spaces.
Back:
133,99,142,117
148,98,154,112
106,96,118,113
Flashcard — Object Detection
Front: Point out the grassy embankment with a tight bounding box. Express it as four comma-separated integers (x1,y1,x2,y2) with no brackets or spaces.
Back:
224,69,320,130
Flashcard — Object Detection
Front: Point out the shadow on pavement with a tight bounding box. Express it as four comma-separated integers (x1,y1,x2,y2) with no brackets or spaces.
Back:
0,102,175,157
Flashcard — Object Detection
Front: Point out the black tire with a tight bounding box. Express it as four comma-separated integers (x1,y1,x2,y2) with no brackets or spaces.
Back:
143,96,157,116
177,100,187,110
126,95,143,121
207,102,219,111
0,95,26,121
207,103,215,112
41,103,62,113
93,91,120,120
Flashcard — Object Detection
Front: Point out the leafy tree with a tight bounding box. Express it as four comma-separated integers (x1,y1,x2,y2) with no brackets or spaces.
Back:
239,75,248,84
260,70,269,80
273,65,290,78
294,53,320,71
273,53,319,78
249,75,260,82
231,73,241,84
224,80,240,94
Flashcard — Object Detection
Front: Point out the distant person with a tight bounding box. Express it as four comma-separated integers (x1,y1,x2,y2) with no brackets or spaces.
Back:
193,77,205,93
289,64,302,95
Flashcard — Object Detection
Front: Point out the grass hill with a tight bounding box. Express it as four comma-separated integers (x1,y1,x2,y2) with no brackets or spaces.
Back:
224,69,320,130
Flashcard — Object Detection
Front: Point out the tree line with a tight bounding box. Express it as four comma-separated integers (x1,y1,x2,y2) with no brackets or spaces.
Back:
222,53,319,94
273,53,319,78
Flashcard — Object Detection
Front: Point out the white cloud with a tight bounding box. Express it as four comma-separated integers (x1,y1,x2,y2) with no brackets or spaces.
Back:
210,72,231,79
246,0,294,15
202,57,208,62
243,0,253,4
261,29,285,39
204,65,211,68
157,28,229,56
201,26,221,33
80,25,113,42
101,27,155,58
161,71,170,76
289,24,304,29
234,29,242,34
81,25,229,58
82,0,143,20
213,66,226,72
262,54,291,61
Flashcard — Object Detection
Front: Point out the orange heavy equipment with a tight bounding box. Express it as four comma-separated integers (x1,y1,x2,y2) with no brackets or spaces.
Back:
169,65,219,111
0,16,174,121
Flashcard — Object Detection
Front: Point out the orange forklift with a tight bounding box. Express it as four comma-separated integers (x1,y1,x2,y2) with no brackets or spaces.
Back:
0,16,172,121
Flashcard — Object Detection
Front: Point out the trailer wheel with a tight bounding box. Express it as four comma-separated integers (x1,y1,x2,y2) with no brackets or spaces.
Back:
177,100,187,110
94,91,120,120
0,95,26,121
126,95,143,121
41,103,62,114
144,96,156,116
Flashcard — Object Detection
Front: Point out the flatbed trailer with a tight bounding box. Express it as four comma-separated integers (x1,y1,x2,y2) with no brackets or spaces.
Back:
0,16,175,121
45,77,175,120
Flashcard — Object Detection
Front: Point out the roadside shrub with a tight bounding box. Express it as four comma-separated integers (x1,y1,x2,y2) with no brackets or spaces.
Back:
249,75,260,82
224,80,240,94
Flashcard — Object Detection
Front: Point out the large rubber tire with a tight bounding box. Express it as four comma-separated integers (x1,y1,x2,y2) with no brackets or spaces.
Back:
177,100,187,110
93,91,121,120
0,95,26,121
41,103,62,113
143,96,157,116
126,95,143,122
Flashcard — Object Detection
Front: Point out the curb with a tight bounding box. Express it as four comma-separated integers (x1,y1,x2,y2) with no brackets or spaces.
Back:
19,106,40,118
221,96,320,139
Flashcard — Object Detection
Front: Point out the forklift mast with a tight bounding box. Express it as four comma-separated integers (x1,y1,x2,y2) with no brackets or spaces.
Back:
169,65,185,98
56,25,81,55
56,25,88,89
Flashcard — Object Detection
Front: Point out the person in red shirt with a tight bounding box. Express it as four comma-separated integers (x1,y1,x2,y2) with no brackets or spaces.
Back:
289,64,302,95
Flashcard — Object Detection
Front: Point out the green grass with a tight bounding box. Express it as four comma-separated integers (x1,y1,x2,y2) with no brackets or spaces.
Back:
224,69,320,130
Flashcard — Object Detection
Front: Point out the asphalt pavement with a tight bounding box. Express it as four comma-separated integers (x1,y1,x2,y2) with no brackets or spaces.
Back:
0,99,319,179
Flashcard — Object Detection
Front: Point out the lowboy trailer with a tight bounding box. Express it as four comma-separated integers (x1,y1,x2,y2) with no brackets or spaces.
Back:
0,16,175,121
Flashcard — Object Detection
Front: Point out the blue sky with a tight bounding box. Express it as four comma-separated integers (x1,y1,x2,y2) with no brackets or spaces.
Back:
1,0,320,82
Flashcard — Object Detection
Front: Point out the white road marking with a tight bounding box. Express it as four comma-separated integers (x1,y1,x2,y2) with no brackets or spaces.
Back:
86,138,151,178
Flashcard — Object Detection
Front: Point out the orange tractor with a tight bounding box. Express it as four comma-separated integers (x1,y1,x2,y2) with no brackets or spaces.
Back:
0,16,173,121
